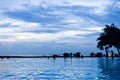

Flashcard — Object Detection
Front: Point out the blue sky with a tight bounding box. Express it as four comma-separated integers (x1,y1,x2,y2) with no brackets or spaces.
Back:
0,0,120,56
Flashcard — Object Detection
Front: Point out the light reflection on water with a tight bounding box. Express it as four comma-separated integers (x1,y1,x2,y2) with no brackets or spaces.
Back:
0,58,120,80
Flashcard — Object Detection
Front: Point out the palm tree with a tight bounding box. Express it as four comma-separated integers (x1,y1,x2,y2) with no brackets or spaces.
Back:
97,33,110,57
97,23,120,56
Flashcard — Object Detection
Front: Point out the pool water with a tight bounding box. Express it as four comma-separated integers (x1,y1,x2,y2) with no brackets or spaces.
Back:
0,58,120,80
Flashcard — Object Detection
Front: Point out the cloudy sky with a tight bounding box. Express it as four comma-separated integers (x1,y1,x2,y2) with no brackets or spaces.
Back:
0,0,120,56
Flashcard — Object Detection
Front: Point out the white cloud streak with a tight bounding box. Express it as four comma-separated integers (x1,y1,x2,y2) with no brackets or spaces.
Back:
0,13,102,44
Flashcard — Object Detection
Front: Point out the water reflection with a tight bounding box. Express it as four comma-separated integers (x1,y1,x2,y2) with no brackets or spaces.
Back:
98,58,120,79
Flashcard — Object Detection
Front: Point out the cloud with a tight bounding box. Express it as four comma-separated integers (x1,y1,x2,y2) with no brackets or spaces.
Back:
0,16,41,31
0,0,117,42
0,0,114,15
0,15,101,43
0,29,100,43
0,0,28,12
0,9,103,44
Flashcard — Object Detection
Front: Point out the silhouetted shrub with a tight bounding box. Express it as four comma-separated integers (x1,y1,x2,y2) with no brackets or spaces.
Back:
115,54,119,57
81,55,84,58
52,54,59,59
63,53,70,57
74,52,81,57
90,52,95,57
70,53,73,57
95,52,102,57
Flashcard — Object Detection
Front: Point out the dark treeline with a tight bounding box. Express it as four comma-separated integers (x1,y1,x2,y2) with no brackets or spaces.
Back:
52,52,83,59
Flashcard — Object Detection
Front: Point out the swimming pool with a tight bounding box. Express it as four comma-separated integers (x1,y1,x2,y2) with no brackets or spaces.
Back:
0,58,119,80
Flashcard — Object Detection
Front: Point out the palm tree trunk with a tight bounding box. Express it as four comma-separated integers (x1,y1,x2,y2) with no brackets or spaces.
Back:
105,46,108,57
116,47,120,56
105,50,108,57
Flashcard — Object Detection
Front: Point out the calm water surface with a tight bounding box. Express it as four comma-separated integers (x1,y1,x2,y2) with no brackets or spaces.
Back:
0,58,120,80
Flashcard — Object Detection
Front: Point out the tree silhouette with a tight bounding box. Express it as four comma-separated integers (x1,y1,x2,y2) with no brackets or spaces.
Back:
97,23,120,56
63,53,70,57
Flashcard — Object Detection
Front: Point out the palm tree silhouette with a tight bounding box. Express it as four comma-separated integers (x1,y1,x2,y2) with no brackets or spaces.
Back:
97,23,120,56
